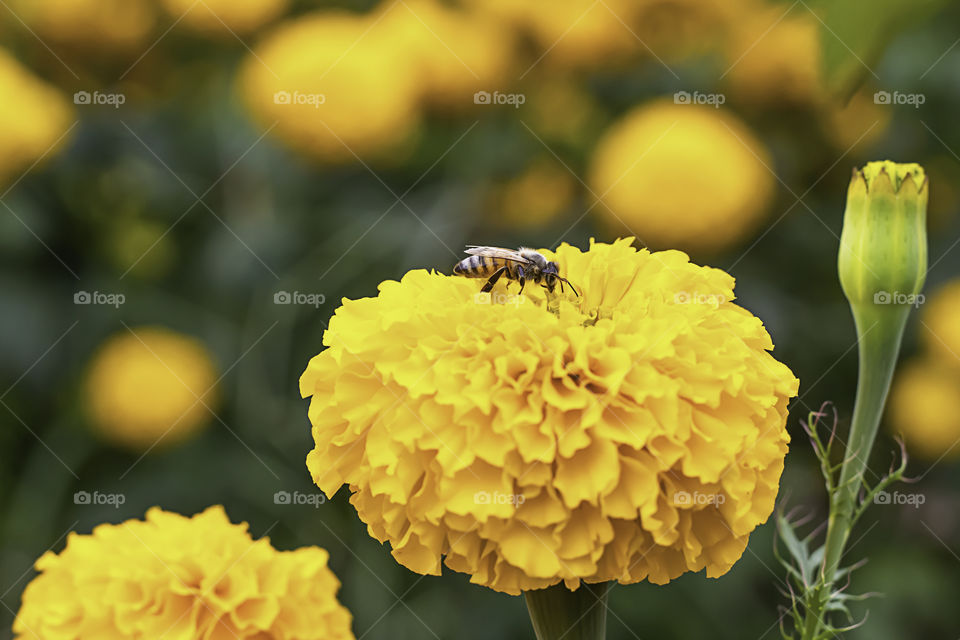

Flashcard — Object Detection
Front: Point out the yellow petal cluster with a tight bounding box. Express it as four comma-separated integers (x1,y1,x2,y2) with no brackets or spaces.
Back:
161,0,288,34
589,101,775,254
85,327,218,450
14,506,354,640
0,49,73,186
301,238,798,594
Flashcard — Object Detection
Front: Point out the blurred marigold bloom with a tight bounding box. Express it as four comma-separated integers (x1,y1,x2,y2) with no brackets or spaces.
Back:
588,100,775,254
888,360,960,460
724,7,821,105
14,506,355,640
465,0,639,69
301,238,798,595
922,279,960,367
630,0,745,61
10,0,155,50
85,327,218,450
0,49,73,186
375,0,513,109
241,11,421,163
161,0,288,34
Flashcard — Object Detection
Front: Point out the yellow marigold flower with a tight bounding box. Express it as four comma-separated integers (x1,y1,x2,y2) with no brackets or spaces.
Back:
85,327,218,450
888,360,960,460
161,0,288,34
724,7,821,105
14,506,355,640
241,11,421,163
375,0,513,109
10,0,155,51
588,100,775,254
0,49,73,186
922,278,960,367
301,238,798,595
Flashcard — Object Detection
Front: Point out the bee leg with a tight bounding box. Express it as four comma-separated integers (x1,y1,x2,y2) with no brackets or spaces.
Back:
481,267,507,293
516,266,526,294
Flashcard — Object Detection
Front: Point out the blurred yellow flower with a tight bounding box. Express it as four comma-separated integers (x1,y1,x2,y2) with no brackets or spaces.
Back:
888,360,960,460
588,100,775,254
241,11,421,163
631,0,746,61
301,238,798,595
922,278,960,367
11,0,155,50
375,0,513,109
0,49,73,186
161,0,288,34
724,7,821,105
464,0,639,69
491,161,577,229
85,327,218,450
14,506,355,640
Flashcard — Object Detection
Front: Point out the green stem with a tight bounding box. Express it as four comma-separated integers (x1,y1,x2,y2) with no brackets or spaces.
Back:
524,582,610,640
802,304,910,638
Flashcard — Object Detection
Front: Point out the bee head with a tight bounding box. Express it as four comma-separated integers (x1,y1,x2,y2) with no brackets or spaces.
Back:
541,262,579,297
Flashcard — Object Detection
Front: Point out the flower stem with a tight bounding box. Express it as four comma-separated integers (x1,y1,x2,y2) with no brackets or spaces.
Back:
803,303,910,638
524,582,610,640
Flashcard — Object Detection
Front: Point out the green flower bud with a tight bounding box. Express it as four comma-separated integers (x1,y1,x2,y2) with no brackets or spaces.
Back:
838,160,928,307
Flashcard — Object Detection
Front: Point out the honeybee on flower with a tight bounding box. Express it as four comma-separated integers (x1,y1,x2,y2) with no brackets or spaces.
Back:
453,245,579,296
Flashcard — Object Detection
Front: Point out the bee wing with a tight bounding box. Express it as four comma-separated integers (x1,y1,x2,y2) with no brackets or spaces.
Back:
464,246,532,263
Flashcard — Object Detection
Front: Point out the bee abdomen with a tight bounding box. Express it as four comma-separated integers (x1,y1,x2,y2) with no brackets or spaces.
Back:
454,255,497,277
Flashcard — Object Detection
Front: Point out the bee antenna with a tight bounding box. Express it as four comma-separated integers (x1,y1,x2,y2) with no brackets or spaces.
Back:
562,278,580,297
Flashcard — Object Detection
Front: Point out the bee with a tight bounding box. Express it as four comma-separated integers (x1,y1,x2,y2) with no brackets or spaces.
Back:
453,246,579,296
